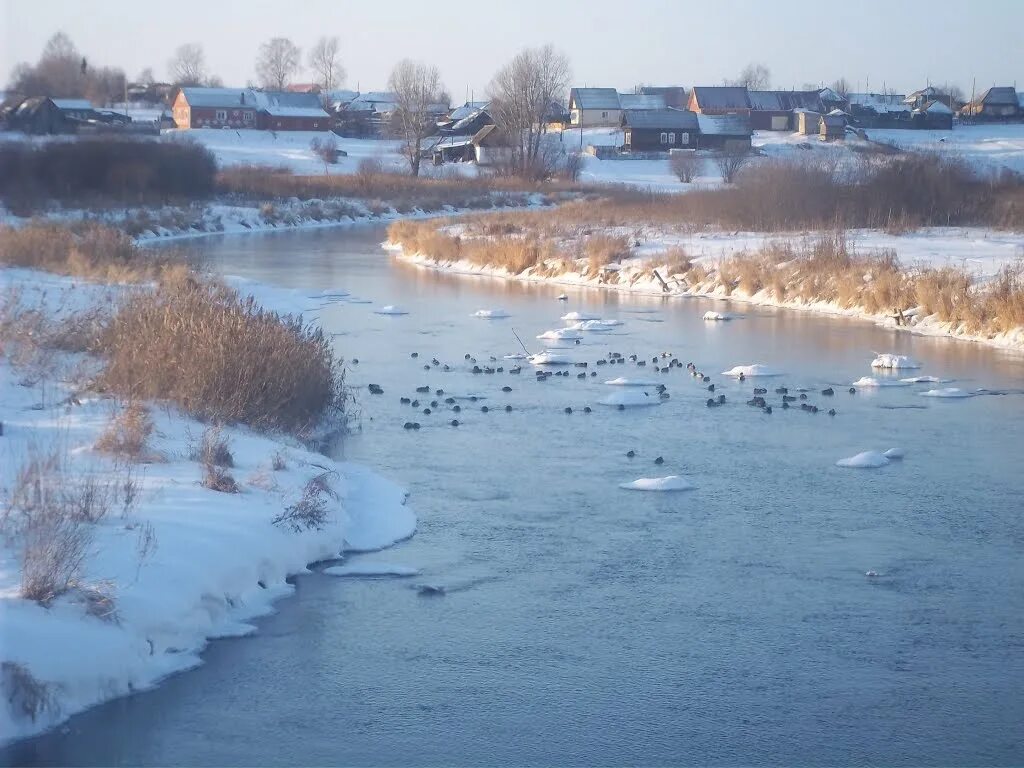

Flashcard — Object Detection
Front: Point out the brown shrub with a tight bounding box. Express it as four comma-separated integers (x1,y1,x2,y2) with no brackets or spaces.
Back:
202,464,239,494
272,471,337,532
190,426,234,468
96,402,154,460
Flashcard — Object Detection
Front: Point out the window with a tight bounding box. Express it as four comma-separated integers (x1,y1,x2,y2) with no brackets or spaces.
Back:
660,132,668,144
215,109,227,122
668,132,676,144
679,132,690,145
313,122,319,129
242,111,253,123
601,111,608,119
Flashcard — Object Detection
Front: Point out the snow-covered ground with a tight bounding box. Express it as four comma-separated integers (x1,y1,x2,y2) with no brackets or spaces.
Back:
0,268,416,745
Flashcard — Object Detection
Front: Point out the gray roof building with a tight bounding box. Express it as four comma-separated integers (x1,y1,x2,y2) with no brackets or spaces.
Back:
622,109,698,130
569,88,621,111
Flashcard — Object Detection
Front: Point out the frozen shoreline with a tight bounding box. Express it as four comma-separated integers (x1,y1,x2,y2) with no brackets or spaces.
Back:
0,267,416,745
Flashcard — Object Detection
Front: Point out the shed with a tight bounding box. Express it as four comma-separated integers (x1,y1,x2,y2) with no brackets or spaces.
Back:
621,109,698,151
747,90,790,130
568,88,621,126
696,113,752,151
795,110,821,135
472,124,514,166
819,113,845,141
687,86,751,115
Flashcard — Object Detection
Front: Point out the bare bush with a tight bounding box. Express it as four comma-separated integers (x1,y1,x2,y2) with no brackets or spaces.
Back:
202,464,239,494
1,662,56,724
190,426,234,468
310,135,339,166
272,471,337,532
715,149,750,184
271,451,288,471
95,402,154,460
670,152,701,183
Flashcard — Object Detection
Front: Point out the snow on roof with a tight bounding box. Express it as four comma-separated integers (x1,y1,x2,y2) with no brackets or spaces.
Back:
348,91,398,112
848,93,909,113
696,113,752,136
252,91,329,118
748,91,783,110
618,93,666,110
570,88,621,110
51,98,94,111
179,88,257,109
817,87,844,103
918,100,953,115
326,89,359,108
449,101,490,121
622,109,698,130
975,86,1019,106
691,86,751,111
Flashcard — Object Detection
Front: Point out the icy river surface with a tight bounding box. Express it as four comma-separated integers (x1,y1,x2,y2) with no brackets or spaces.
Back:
5,225,1024,766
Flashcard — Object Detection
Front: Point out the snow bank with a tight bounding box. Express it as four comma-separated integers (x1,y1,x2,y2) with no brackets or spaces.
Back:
530,352,572,365
851,376,911,388
836,451,891,468
619,476,696,491
597,390,661,407
703,311,733,321
472,309,510,319
604,377,660,386
721,364,783,378
920,387,973,398
871,353,921,369
323,563,420,577
537,328,584,340
374,305,408,315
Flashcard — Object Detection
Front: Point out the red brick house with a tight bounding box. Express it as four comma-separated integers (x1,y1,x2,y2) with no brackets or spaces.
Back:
171,87,330,131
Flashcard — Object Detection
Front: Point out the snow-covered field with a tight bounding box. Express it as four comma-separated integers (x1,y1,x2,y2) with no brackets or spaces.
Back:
0,268,416,744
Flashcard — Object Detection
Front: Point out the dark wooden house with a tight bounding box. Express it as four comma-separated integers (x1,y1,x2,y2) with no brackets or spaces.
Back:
912,100,954,130
621,109,698,151
695,113,752,151
960,87,1021,121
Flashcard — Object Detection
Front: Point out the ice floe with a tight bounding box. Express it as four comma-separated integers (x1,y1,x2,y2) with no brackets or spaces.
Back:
530,352,572,365
568,319,623,332
604,377,661,386
374,305,408,315
836,451,891,468
324,563,420,577
871,353,921,369
851,376,912,388
883,448,906,459
537,328,584,340
703,311,733,321
721,364,783,377
900,375,951,383
472,309,511,319
920,387,972,398
560,311,600,321
597,389,661,407
619,476,696,492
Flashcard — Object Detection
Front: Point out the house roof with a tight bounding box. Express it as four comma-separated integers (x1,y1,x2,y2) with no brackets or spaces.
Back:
178,88,258,109
347,91,398,112
449,107,492,133
817,87,845,103
847,93,909,113
618,93,666,110
472,123,507,146
569,88,621,110
691,86,750,111
696,113,752,136
622,109,698,130
748,90,825,112
51,98,94,111
976,86,1018,106
917,100,953,115
747,91,783,110
448,101,490,121
253,91,329,118
904,86,939,103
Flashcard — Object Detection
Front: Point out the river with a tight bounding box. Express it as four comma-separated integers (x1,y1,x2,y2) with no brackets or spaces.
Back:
4,224,1023,766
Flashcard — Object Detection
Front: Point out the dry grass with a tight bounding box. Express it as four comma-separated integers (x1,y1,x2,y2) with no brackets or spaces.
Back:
96,275,346,433
272,471,337,532
1,662,56,723
190,426,234,468
95,402,155,460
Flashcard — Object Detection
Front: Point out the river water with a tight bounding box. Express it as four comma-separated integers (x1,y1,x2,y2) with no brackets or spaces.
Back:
5,225,1024,766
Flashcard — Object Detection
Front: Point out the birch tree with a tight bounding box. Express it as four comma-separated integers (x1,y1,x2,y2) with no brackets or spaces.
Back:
256,37,301,91
308,37,346,95
388,59,445,177
169,43,206,87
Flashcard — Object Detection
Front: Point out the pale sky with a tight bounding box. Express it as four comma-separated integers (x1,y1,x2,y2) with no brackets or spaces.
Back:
2,0,1021,98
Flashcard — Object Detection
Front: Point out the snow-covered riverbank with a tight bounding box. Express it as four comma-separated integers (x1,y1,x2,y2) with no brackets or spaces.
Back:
388,227,1024,352
0,267,415,745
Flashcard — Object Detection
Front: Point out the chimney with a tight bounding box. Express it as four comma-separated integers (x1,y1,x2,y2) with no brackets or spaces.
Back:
240,92,245,105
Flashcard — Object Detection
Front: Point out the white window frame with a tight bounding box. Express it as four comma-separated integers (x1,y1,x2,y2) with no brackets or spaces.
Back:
660,132,668,144
242,111,253,123
215,109,227,122
668,132,676,144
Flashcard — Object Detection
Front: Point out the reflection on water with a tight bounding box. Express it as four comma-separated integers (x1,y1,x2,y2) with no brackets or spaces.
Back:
6,225,1024,768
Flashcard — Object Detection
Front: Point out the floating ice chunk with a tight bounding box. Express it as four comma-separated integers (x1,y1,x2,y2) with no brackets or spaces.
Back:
472,309,511,319
883,447,905,459
560,311,600,321
871,353,921,369
530,352,572,366
604,377,660,386
597,389,661,407
919,387,972,398
851,376,911,388
557,294,568,301
324,564,420,577
503,353,528,360
836,451,890,468
703,311,732,321
721,364,783,378
568,319,623,332
374,305,408,315
900,375,951,383
537,328,584,340
619,475,696,492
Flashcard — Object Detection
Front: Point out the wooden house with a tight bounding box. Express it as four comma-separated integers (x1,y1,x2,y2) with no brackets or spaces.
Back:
568,88,621,126
687,86,751,115
621,109,698,151
819,113,846,141
960,87,1021,121
253,91,329,131
172,88,258,129
472,124,513,166
695,113,752,151
912,100,954,130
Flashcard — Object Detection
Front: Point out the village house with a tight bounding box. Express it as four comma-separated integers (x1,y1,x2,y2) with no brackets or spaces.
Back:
618,93,667,111
687,86,751,115
172,87,329,131
568,88,621,127
695,113,752,150
847,92,911,129
0,96,131,134
639,86,689,109
471,124,514,166
960,87,1021,121
439,101,492,136
621,109,698,152
253,91,330,131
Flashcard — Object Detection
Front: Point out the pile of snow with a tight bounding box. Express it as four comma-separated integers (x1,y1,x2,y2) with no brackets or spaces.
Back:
568,319,623,332
836,451,892,468
920,387,972,398
703,311,733,321
530,352,572,365
537,328,584,340
619,476,696,492
374,305,408,315
851,376,911,388
883,448,906,459
721,364,783,377
324,563,420,577
560,311,600,321
604,377,660,386
597,389,661,407
871,353,921,369
900,375,951,383
472,309,510,319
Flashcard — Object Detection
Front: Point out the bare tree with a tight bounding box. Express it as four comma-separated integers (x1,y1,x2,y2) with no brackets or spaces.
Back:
256,37,301,91
714,148,750,184
388,59,446,177
670,151,702,183
728,63,771,90
35,32,84,97
829,77,851,98
169,43,206,87
308,36,346,95
136,67,155,86
487,44,571,178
